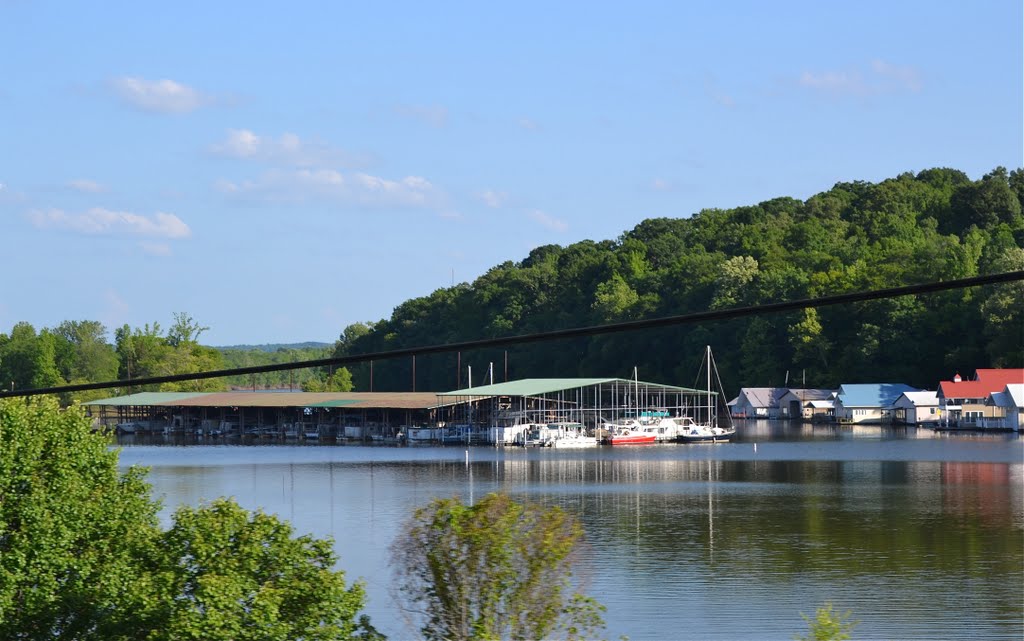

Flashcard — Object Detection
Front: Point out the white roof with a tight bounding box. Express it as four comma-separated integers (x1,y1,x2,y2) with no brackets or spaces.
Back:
897,391,939,407
808,400,835,409
991,384,1024,409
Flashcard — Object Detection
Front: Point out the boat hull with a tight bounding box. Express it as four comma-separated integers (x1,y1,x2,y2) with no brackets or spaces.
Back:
607,435,657,445
677,428,735,443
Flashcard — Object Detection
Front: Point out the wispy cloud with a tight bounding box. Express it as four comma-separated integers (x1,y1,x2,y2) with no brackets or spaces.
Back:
209,129,364,167
870,59,923,92
798,59,923,97
217,169,440,208
478,189,508,208
394,103,449,128
650,178,674,192
110,76,206,114
28,208,192,238
67,178,106,193
526,209,568,232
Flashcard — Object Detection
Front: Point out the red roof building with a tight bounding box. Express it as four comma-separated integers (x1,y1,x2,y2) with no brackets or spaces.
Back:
937,368,1024,426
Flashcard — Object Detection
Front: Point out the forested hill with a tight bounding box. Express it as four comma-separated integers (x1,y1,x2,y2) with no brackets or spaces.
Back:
335,167,1024,392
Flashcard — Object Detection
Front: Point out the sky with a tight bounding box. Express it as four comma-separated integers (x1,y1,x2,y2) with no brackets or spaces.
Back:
1,1,1021,346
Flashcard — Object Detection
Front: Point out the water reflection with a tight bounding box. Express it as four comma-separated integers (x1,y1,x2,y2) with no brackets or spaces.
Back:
121,433,1023,641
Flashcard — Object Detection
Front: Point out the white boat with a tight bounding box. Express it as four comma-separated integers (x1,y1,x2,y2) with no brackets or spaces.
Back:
489,410,537,445
547,422,598,448
407,426,445,443
677,346,736,444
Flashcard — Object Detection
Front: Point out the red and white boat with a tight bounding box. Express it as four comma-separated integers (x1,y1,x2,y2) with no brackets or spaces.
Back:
601,420,657,445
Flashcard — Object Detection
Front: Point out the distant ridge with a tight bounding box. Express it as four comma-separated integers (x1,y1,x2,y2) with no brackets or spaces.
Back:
214,342,331,352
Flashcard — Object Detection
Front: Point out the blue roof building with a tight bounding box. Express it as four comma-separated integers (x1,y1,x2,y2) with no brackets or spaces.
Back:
835,383,919,424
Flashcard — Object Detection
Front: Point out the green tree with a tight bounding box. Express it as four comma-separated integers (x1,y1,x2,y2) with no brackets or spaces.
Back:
0,396,158,640
146,499,379,641
391,493,605,641
0,397,376,640
52,320,119,402
0,323,63,392
795,602,858,641
166,312,210,348
303,367,354,392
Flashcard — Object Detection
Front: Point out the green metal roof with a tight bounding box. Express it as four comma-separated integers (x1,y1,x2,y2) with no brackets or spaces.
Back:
438,377,709,397
304,399,361,408
83,392,212,406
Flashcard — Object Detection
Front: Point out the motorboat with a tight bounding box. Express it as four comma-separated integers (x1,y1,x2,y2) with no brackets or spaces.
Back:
601,420,657,445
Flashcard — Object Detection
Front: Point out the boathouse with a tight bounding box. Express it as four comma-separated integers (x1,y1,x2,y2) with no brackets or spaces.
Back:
84,391,450,440
435,377,717,444
937,369,1024,428
890,390,941,425
834,383,919,424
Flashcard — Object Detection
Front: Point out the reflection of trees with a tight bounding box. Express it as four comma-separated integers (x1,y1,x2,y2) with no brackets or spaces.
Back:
387,456,1022,586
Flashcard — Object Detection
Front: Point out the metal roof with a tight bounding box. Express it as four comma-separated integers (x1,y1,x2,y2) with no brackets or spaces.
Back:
85,391,444,410
438,377,710,397
837,384,919,408
83,392,212,406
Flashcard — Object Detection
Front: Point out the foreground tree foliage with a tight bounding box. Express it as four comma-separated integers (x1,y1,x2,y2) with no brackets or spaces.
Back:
145,499,378,641
0,397,376,640
391,493,605,641
795,602,858,641
0,396,158,640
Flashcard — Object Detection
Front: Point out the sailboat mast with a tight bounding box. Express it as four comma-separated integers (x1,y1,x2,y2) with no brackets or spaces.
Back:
707,345,712,425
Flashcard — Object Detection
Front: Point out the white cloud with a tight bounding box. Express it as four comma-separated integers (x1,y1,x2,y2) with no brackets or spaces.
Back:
650,178,673,192
527,209,568,232
217,169,440,208
871,59,923,92
67,179,106,193
798,60,923,96
209,129,361,167
28,208,192,239
478,190,508,208
111,76,205,114
212,129,261,158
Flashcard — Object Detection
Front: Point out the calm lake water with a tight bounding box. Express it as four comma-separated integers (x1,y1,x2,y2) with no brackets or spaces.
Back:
116,422,1024,641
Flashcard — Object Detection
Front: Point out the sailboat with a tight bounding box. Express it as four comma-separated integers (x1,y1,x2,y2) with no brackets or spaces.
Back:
676,346,736,443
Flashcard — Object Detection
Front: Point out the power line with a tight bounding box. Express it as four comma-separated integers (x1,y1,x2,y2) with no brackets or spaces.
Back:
2,270,1021,399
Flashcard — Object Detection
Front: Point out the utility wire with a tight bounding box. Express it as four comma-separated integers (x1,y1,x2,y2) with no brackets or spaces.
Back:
1,270,1021,399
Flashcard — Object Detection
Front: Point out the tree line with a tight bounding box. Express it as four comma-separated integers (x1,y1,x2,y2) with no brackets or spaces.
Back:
2,167,1021,399
0,313,351,402
334,167,1024,392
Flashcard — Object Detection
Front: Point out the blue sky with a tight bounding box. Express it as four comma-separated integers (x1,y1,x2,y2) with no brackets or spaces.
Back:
2,1,1021,345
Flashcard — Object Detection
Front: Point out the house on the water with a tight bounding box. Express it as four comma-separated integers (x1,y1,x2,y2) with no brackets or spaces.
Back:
937,369,1024,428
775,388,836,421
729,387,788,418
986,384,1023,431
890,390,941,425
834,383,919,424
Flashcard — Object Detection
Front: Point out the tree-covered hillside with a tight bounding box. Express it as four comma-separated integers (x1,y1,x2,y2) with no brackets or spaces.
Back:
334,167,1024,392
2,167,1021,400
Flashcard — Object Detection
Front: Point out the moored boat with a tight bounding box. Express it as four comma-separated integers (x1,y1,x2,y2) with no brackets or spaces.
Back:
602,420,657,445
676,346,736,444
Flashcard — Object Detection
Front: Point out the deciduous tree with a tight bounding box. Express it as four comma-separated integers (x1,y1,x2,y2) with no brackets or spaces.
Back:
391,493,604,641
